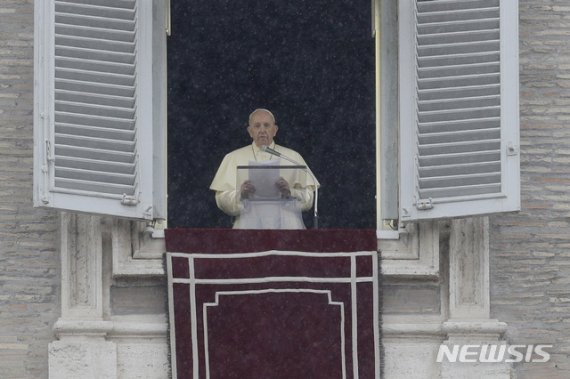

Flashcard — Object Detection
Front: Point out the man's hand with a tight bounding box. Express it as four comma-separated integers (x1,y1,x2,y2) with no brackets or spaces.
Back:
240,180,256,199
275,177,291,198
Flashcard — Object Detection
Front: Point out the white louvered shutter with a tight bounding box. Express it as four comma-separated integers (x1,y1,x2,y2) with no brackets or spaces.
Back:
34,0,166,220
399,0,520,221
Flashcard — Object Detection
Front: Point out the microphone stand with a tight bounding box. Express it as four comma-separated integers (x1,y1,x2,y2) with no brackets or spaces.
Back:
262,146,319,229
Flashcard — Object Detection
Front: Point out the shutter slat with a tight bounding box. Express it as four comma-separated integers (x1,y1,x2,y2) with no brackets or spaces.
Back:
55,13,135,31
55,79,135,98
55,123,135,141
56,0,135,10
54,177,136,195
55,46,135,64
419,183,501,199
418,107,501,124
419,172,501,189
56,57,135,76
419,30,499,46
418,150,500,167
55,2,135,20
418,84,500,101
419,184,501,200
418,73,500,90
55,90,135,108
419,51,500,68
55,111,135,130
419,161,501,178
55,156,135,175
418,139,500,156
55,167,136,186
418,8,499,24
417,0,499,13
418,18,499,35
55,145,135,164
419,117,500,134
55,25,134,42
419,40,499,57
55,101,135,119
55,34,135,54
419,95,500,112
418,128,500,145
418,62,500,79
56,68,135,86
55,133,136,153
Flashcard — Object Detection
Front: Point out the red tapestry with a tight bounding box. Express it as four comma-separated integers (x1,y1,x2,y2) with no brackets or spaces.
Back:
166,229,379,379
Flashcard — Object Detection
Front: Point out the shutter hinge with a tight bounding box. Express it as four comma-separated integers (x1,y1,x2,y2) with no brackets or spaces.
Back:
45,140,55,163
416,198,433,210
41,140,53,204
121,194,140,206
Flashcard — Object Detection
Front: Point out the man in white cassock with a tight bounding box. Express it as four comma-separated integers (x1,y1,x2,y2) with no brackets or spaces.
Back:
210,108,318,229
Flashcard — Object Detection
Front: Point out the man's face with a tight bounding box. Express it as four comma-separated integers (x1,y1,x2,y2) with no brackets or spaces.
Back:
247,111,278,147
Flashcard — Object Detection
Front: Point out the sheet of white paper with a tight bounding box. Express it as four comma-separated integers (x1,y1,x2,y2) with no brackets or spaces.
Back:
248,159,280,200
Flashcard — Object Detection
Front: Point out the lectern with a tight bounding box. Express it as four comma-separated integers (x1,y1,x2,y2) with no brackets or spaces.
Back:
166,229,379,379
236,164,309,229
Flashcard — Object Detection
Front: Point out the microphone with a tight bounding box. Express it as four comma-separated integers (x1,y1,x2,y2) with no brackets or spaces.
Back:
260,144,320,229
260,145,282,157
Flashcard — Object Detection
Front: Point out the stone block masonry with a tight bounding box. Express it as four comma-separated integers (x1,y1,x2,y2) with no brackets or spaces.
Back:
491,1,570,378
0,1,59,378
2,0,570,378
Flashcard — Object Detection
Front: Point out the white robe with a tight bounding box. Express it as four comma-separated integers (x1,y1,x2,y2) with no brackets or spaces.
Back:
210,142,318,229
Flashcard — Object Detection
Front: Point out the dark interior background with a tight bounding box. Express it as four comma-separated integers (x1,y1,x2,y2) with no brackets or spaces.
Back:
167,0,376,228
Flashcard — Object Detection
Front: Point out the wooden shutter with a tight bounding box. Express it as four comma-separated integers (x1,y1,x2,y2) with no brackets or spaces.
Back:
34,0,165,220
399,0,520,221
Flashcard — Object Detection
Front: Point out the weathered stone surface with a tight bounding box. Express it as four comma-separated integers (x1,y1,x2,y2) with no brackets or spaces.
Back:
490,1,570,377
48,340,117,379
0,1,59,378
2,0,570,378
116,341,170,379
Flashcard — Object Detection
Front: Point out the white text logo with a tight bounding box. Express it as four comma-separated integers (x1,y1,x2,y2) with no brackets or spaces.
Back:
436,344,552,363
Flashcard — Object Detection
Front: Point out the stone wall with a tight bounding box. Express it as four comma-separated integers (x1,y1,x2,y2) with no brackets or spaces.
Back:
0,1,60,378
490,1,570,378
3,0,570,378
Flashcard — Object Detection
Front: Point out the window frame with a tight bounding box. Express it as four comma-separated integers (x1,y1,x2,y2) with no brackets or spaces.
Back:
33,0,518,242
